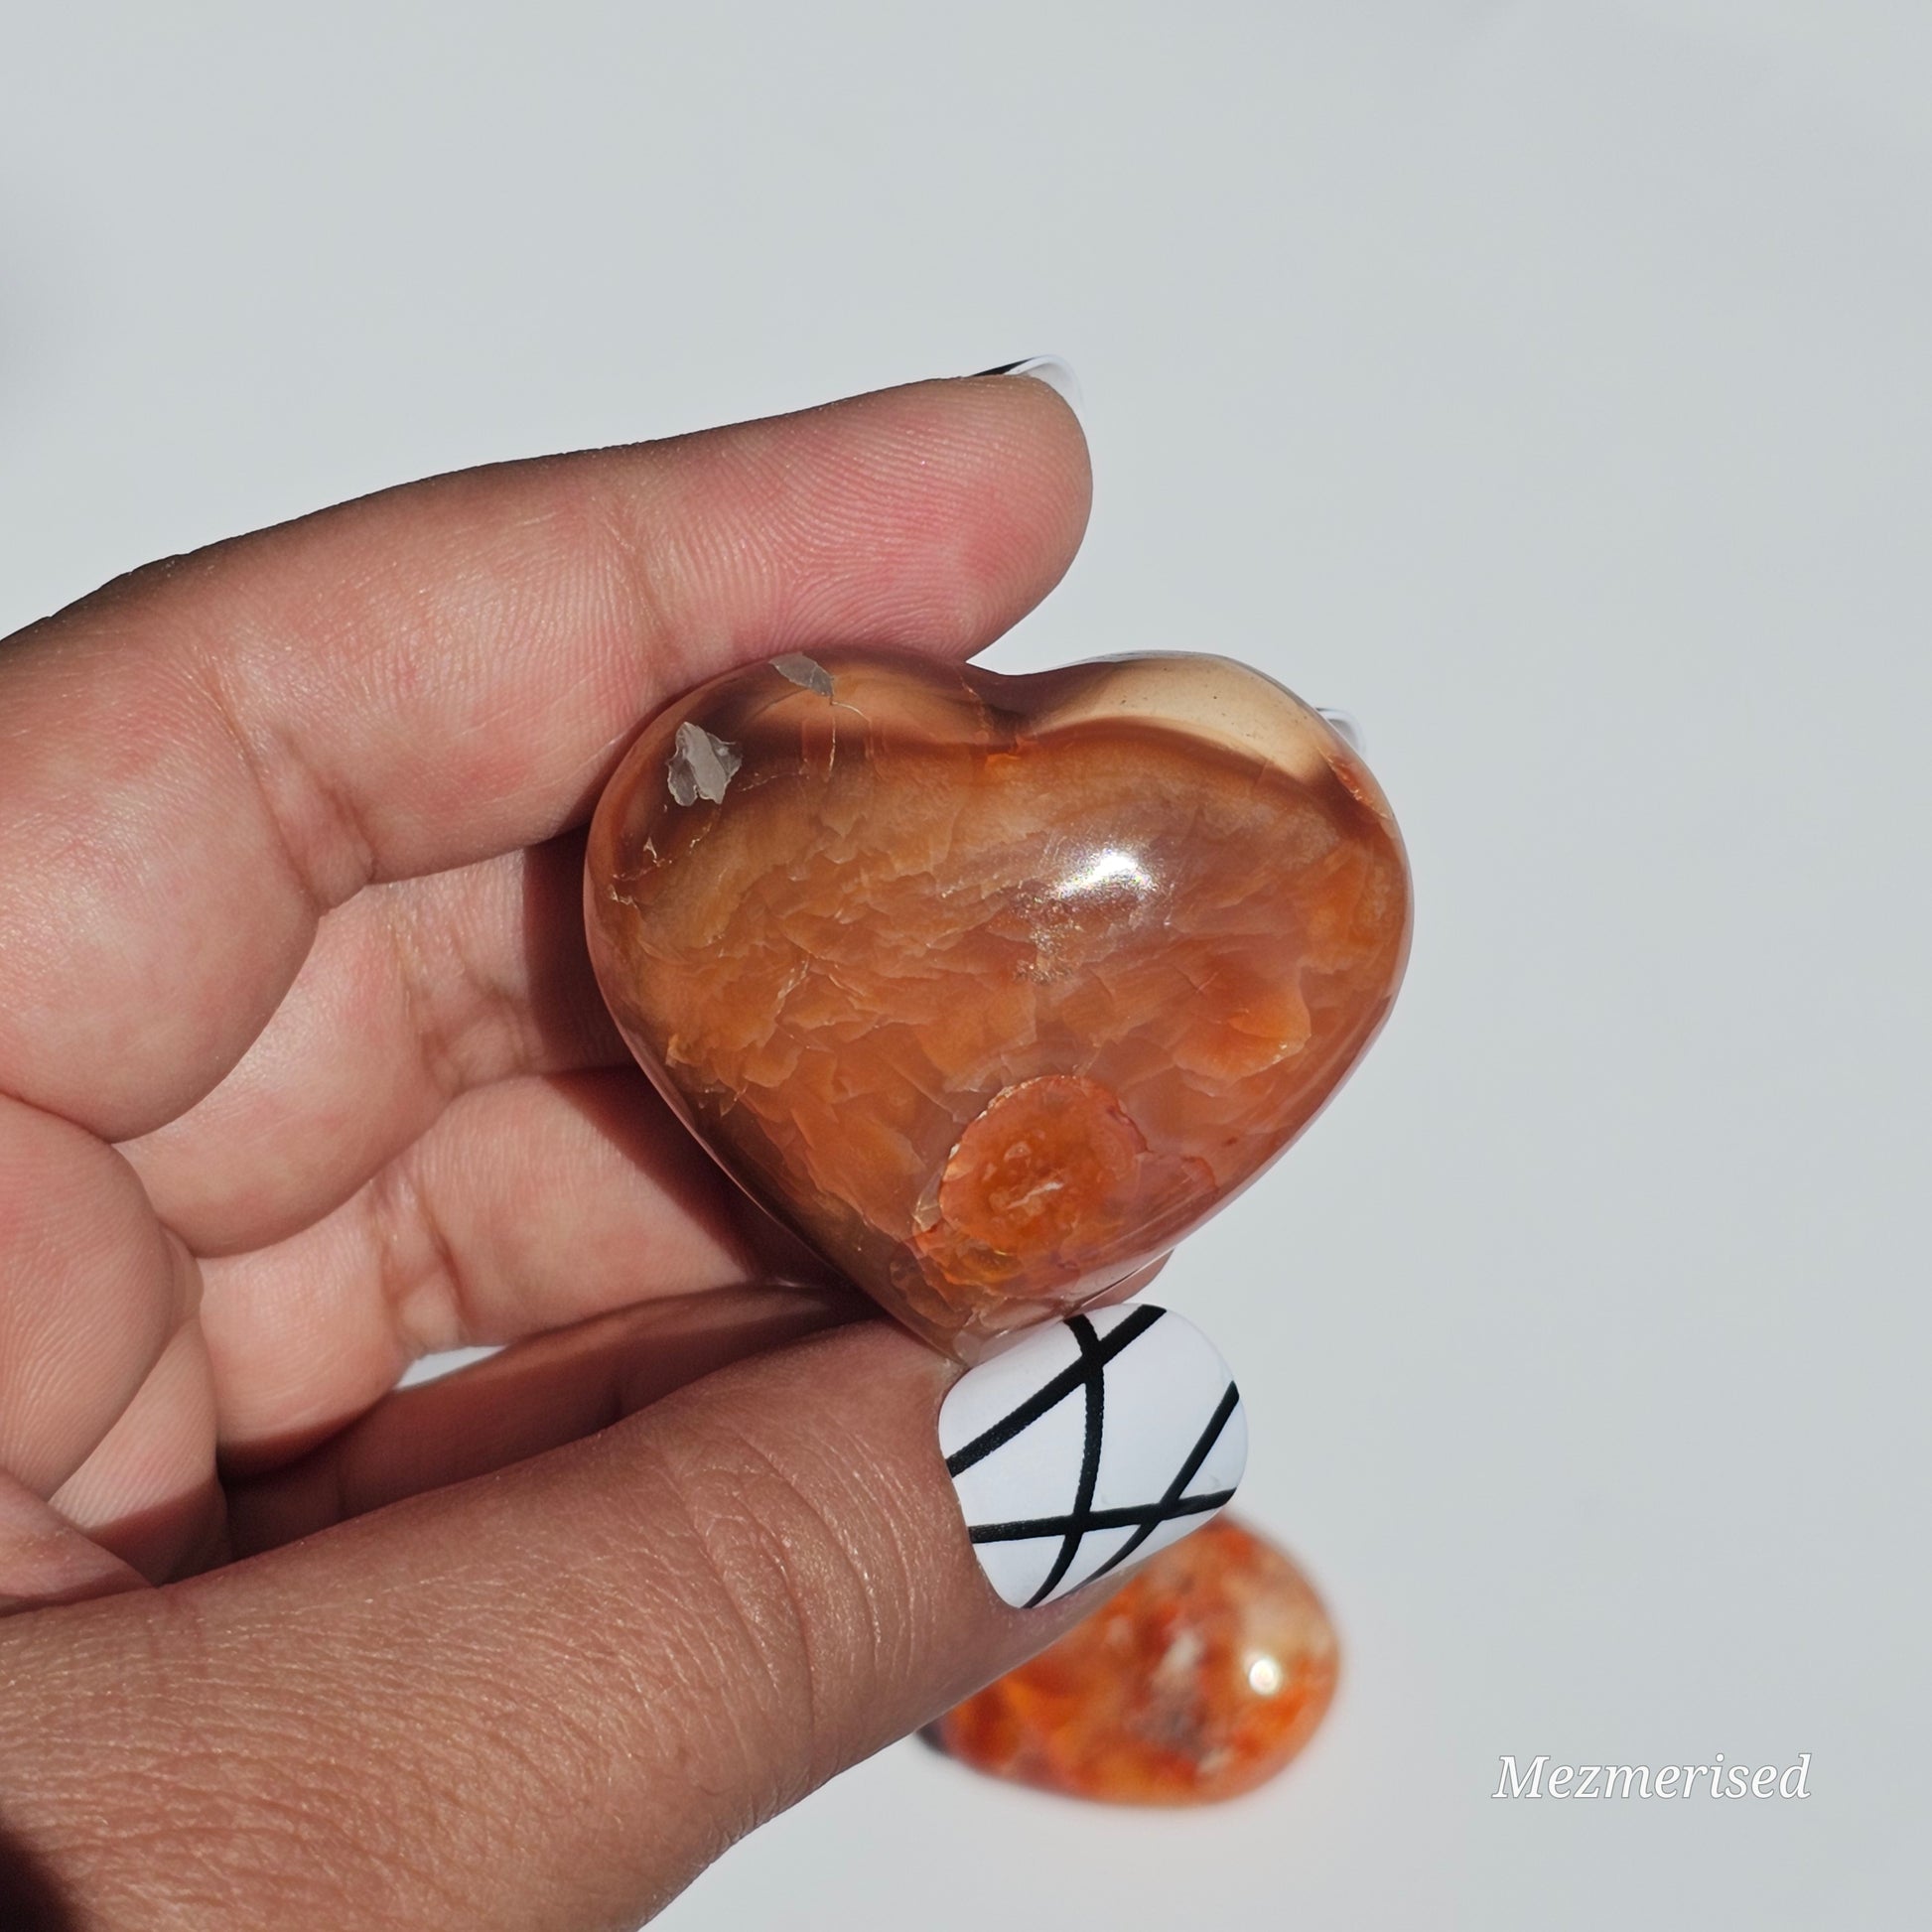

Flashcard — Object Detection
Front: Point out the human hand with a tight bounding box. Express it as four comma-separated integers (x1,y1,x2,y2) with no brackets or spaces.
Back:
0,373,1117,1928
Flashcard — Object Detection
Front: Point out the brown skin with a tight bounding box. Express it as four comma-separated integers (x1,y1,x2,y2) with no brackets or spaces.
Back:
0,377,1099,1928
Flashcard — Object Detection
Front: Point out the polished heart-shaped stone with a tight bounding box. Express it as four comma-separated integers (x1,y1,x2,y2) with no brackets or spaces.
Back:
584,649,1410,1359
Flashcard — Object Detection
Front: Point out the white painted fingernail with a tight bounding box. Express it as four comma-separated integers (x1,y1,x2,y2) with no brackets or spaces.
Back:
974,354,1083,419
938,1304,1246,1609
1317,707,1365,754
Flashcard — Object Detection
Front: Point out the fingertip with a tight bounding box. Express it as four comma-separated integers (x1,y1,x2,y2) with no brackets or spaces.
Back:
776,364,1094,639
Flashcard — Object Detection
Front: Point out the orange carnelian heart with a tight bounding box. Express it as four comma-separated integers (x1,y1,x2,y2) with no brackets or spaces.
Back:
584,649,1410,1359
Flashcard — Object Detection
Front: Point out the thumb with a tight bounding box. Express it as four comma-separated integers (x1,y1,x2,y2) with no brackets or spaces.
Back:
0,1306,1244,1932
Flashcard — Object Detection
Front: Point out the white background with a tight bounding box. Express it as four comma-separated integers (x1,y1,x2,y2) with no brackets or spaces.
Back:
5,5,1927,1926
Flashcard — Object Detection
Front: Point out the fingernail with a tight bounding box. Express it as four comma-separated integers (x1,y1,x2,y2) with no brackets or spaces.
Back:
938,1304,1246,1609
973,354,1083,419
1316,707,1365,754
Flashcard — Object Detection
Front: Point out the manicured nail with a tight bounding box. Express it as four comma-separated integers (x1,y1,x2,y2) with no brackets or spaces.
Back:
974,354,1083,418
938,1304,1246,1609
1317,707,1365,754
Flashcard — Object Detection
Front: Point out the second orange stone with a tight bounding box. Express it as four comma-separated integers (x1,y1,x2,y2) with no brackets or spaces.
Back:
927,1514,1336,1800
585,649,1410,1358
932,1516,1339,1804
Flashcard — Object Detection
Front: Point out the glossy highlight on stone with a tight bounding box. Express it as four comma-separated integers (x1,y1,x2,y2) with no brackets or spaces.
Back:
586,649,1410,1357
933,1517,1338,1805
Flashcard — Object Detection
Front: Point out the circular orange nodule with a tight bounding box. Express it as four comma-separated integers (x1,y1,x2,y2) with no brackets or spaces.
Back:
935,1075,1145,1259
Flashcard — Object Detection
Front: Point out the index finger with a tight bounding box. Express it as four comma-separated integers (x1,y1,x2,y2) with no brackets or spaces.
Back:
0,374,1090,1140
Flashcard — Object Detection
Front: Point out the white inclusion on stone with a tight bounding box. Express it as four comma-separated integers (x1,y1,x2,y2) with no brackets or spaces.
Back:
666,722,743,806
1153,1625,1208,1693
771,652,835,696
1053,847,1154,899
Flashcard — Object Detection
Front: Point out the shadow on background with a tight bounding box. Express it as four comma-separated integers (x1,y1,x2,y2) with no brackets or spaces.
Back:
0,1819,76,1932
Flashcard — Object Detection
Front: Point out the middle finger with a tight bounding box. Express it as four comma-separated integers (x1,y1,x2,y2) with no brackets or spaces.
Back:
200,1065,828,1465
124,830,623,1255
